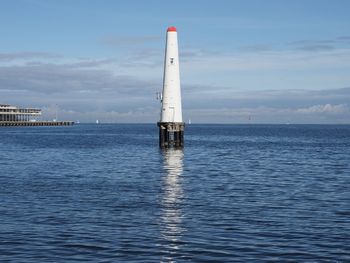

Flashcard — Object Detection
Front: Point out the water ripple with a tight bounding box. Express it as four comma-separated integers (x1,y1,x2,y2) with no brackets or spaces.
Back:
0,124,349,261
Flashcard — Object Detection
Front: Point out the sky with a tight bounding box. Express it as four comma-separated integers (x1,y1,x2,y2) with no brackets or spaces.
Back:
1,0,350,123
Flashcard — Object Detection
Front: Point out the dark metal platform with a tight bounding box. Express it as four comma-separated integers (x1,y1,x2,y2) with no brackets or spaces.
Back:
158,122,185,148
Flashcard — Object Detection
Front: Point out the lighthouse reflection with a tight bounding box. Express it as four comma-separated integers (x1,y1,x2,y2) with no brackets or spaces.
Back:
160,148,184,259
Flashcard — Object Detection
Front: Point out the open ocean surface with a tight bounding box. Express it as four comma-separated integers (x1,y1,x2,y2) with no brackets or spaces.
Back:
0,124,350,262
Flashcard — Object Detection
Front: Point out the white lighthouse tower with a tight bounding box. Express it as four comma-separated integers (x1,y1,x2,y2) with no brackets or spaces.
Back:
158,26,185,147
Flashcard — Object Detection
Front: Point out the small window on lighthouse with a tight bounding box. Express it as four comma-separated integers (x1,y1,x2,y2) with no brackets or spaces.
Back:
170,58,174,64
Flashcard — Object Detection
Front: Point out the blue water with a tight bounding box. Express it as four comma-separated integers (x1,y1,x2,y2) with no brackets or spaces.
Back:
1,124,349,262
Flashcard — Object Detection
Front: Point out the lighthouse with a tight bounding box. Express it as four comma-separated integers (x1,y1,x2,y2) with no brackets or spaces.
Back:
157,26,185,148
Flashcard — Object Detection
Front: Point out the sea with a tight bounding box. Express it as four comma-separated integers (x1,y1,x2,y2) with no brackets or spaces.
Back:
0,124,349,262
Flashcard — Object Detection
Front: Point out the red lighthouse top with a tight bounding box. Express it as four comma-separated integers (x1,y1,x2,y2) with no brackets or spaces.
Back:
167,26,177,32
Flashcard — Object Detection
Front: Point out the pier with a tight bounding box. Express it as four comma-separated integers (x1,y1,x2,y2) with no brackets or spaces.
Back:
0,104,73,127
0,121,74,126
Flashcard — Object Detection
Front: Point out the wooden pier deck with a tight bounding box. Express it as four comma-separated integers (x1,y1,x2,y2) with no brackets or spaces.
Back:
0,121,74,126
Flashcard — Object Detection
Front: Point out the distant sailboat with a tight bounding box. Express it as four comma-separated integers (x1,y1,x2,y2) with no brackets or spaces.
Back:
188,119,191,125
96,120,99,124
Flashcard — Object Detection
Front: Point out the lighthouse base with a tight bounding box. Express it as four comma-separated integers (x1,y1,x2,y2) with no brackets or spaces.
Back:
157,122,185,148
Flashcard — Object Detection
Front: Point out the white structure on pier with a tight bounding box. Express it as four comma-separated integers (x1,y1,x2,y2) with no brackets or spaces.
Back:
0,104,41,122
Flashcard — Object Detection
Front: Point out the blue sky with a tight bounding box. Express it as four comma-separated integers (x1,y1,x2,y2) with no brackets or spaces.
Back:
1,0,350,123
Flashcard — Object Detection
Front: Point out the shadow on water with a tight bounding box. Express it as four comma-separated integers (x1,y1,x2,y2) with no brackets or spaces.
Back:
160,148,185,261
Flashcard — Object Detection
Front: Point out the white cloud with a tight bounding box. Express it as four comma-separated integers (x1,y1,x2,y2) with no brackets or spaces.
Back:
0,52,61,62
184,104,350,124
1,49,350,123
181,48,350,72
296,104,349,114
102,36,161,47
